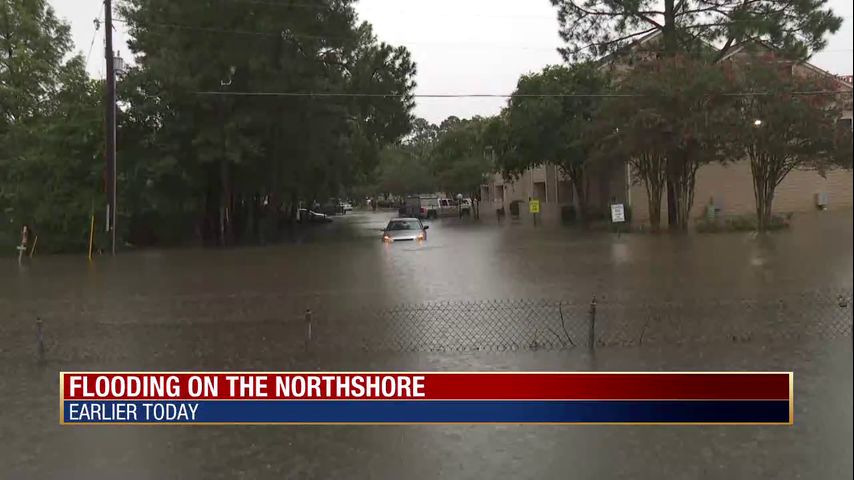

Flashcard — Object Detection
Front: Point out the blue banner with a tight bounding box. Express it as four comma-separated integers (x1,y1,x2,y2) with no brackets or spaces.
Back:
62,400,790,424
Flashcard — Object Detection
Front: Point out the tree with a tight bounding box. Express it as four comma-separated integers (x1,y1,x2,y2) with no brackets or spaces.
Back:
501,64,609,222
375,145,436,198
1,1,104,252
119,0,416,245
550,0,843,62
594,104,669,231
600,56,733,230
430,117,494,199
834,126,853,170
405,117,440,159
727,53,844,231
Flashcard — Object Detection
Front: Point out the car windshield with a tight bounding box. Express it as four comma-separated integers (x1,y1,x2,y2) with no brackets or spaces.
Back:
387,220,419,231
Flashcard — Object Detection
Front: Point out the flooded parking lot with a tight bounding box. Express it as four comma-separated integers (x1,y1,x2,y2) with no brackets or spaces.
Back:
1,209,852,478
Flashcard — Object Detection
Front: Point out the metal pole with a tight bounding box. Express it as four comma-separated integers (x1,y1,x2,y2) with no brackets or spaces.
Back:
36,317,45,362
304,309,312,351
104,0,117,255
588,296,597,352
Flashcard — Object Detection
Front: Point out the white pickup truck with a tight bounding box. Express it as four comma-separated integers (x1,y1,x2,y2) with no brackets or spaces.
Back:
438,198,473,217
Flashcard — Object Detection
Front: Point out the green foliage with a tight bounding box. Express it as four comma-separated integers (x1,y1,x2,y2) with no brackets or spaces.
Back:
375,145,435,197
834,125,853,170
696,214,792,233
550,0,843,62
501,63,610,220
600,56,735,230
502,64,607,176
1,1,105,252
430,116,494,197
724,52,844,231
116,0,417,245
0,0,417,252
364,115,496,200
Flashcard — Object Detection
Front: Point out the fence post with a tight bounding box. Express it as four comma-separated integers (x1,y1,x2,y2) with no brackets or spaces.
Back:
36,317,45,362
588,297,597,353
304,309,312,351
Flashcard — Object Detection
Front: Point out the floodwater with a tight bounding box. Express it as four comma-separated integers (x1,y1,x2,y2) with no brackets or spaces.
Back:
1,209,852,478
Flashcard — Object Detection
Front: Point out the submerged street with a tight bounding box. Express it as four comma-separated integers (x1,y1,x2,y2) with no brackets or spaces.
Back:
1,209,852,478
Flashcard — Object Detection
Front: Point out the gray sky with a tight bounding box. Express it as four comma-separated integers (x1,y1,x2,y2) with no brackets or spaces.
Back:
53,0,854,124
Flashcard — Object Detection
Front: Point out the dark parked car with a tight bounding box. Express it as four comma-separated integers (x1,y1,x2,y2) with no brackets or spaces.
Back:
317,202,343,216
298,209,333,224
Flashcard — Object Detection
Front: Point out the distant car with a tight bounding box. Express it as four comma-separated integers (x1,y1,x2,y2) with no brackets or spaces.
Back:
341,202,353,212
459,198,473,215
319,200,344,216
381,218,429,242
298,209,333,224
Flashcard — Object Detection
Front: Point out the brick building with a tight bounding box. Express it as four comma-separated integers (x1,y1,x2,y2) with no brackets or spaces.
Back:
480,36,853,226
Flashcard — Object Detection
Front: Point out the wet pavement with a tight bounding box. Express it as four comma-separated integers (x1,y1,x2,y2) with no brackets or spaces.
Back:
1,209,852,478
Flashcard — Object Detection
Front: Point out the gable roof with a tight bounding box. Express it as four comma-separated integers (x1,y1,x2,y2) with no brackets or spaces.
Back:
598,33,853,90
720,41,854,89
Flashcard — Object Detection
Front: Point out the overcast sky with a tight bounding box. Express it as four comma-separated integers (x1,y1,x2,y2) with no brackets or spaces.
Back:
52,0,854,124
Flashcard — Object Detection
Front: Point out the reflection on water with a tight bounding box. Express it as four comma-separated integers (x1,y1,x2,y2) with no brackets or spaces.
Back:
0,209,851,478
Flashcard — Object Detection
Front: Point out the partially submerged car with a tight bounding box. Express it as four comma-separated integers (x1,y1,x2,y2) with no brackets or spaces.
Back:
381,218,428,242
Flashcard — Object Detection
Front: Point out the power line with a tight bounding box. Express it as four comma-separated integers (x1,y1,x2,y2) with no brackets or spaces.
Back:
114,19,566,50
147,0,558,20
193,90,853,98
115,19,282,37
135,0,854,22
84,6,104,67
110,19,854,53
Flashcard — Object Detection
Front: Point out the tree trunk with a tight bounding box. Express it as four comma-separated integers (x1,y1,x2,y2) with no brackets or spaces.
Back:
750,154,777,233
666,153,697,232
567,165,588,223
634,153,666,233
645,179,663,232
662,0,677,53
666,180,677,228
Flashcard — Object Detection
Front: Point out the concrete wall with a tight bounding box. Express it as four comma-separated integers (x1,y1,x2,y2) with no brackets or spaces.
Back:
630,161,854,225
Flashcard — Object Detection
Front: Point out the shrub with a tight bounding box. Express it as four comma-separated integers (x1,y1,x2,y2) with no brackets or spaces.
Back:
696,214,791,233
561,205,577,224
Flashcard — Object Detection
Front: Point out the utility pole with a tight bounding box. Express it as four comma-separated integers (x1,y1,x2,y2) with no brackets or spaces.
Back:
104,0,117,255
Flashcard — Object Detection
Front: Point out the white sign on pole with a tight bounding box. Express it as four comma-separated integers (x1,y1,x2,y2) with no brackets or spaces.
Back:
610,204,626,223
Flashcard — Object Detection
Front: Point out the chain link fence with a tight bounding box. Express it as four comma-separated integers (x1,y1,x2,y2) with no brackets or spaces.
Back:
307,290,852,353
3,289,851,363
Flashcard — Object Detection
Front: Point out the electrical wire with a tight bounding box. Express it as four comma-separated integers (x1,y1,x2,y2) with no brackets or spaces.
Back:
84,6,104,67
110,19,854,54
193,90,853,98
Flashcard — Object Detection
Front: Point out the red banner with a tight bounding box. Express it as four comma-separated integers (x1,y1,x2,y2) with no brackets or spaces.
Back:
62,372,791,401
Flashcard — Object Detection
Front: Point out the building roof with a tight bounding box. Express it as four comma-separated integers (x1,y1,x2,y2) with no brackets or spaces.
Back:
719,41,854,89
598,32,853,90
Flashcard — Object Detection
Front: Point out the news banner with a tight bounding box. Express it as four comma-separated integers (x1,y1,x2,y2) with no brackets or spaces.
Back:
60,372,793,425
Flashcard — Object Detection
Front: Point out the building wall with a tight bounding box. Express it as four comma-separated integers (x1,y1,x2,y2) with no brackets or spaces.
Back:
480,162,629,223
630,161,854,224
627,97,853,226
481,166,565,223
